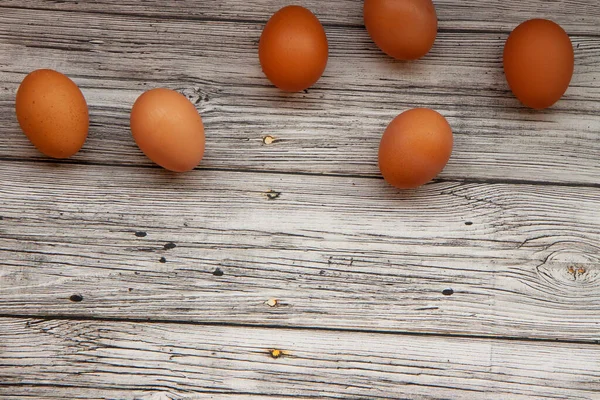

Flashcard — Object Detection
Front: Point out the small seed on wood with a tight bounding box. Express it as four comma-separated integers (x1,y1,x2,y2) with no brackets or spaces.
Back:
263,135,276,145
269,349,282,359
266,298,278,307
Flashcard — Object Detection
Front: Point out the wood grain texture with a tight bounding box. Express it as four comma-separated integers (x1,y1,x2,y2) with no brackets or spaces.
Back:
1,317,600,400
1,2,600,398
0,7,599,185
2,0,600,35
1,161,599,341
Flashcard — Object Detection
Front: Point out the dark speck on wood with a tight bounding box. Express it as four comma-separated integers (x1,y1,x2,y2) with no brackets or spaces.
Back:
213,268,224,277
442,288,454,296
265,190,281,200
164,242,177,250
159,257,167,263
135,231,147,237
465,221,473,226
69,294,83,302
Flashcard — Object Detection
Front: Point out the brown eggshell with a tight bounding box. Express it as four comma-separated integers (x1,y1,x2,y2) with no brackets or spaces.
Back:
15,69,89,158
378,108,453,189
130,88,205,172
364,0,438,60
259,5,328,92
503,19,574,109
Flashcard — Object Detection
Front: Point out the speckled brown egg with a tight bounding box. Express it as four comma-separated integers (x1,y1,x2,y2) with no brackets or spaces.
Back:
15,69,89,158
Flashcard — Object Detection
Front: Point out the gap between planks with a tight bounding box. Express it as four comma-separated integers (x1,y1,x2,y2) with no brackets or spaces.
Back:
0,157,599,190
0,313,598,346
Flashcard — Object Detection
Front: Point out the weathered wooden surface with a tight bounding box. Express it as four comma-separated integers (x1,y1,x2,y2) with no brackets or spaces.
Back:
0,8,599,184
2,317,600,399
2,0,600,34
1,0,599,398
1,162,599,341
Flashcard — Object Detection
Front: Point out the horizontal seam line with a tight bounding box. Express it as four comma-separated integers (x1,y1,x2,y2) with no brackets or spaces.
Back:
0,157,598,189
1,313,599,346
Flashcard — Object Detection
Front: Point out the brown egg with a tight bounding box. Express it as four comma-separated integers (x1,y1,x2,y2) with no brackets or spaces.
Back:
503,19,574,109
130,88,205,172
378,108,453,189
364,0,438,60
15,69,89,158
259,5,328,92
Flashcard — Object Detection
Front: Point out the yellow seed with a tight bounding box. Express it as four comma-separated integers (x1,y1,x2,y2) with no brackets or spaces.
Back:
266,298,278,307
263,135,275,145
270,349,282,358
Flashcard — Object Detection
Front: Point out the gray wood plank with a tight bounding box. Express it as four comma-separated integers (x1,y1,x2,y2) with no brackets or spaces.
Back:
1,161,599,341
2,0,600,35
0,391,299,400
0,8,599,185
1,317,599,399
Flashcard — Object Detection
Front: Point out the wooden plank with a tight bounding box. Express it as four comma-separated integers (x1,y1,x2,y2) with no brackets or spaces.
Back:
1,161,599,341
0,8,599,185
0,391,297,400
1,317,599,399
2,0,599,35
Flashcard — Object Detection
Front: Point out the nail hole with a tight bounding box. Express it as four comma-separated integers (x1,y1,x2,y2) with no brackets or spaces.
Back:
135,231,147,237
213,268,224,277
164,242,177,250
442,288,454,296
464,221,473,226
69,294,83,302
159,257,167,263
